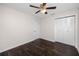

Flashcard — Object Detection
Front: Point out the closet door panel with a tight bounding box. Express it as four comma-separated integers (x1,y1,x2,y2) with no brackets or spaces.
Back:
55,16,75,46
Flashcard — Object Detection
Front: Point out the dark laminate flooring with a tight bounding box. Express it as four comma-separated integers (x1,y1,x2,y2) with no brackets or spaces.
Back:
0,38,79,56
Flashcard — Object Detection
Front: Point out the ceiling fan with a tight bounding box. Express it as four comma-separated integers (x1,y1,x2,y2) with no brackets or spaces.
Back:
29,3,56,14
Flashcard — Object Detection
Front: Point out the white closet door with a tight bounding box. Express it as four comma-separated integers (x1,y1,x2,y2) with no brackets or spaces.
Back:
55,16,75,46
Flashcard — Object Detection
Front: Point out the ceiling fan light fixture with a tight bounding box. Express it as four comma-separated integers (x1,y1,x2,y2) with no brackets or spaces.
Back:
29,3,56,14
41,9,46,14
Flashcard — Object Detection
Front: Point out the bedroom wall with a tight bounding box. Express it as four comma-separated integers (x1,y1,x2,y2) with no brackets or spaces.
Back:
40,9,79,51
40,16,55,41
0,6,40,53
77,9,79,52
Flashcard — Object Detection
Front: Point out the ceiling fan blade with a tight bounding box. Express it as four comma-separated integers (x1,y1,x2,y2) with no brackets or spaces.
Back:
45,12,48,14
46,6,56,9
42,3,47,6
35,10,40,14
30,5,39,8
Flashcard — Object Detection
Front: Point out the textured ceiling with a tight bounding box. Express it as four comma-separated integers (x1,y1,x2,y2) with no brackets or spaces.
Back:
0,3,79,19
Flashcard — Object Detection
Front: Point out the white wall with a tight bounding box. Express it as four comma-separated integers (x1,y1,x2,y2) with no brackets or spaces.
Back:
77,9,79,52
40,16,55,41
40,9,79,51
0,6,40,52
